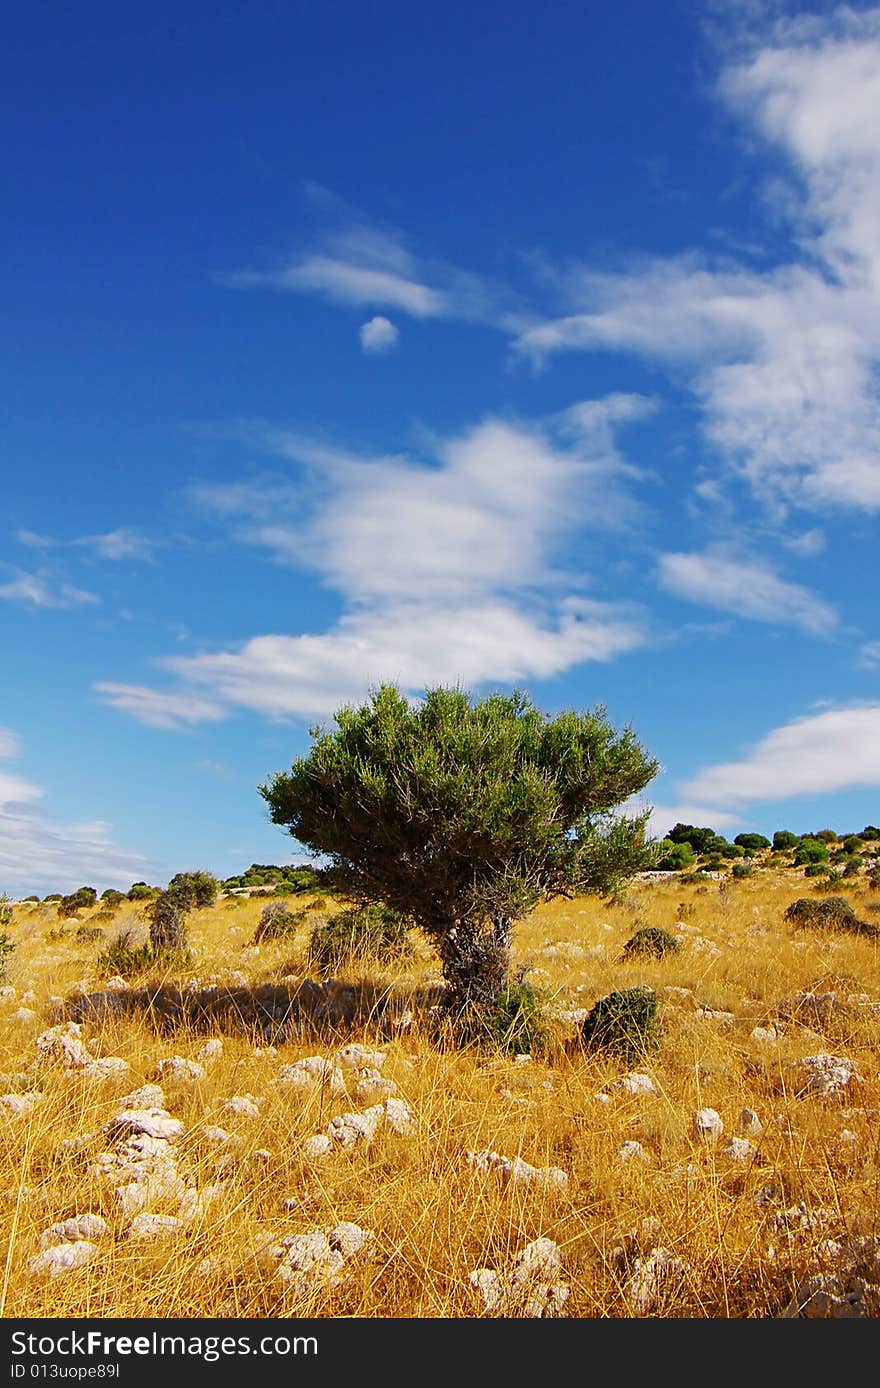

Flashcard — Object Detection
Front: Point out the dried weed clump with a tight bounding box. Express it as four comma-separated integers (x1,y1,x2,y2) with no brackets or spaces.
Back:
1,873,880,1319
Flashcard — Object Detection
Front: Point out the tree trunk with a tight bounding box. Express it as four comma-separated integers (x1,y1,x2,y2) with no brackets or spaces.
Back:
435,914,513,1016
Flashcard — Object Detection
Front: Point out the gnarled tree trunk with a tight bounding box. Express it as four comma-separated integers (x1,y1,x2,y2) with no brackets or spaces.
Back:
434,913,513,1016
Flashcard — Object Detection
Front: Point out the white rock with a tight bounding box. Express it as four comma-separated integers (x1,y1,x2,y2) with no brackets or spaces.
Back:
104,977,131,992
722,1137,758,1163
219,1094,262,1120
628,1247,691,1315
82,1057,130,1081
302,1134,334,1160
618,1140,651,1164
737,1108,764,1137
383,1097,415,1135
613,1072,659,1097
326,1104,385,1148
0,985,16,1002
354,1069,398,1101
693,1108,724,1142
201,1125,234,1146
276,1057,345,1093
36,1023,91,1068
13,1008,38,1025
154,1056,206,1083
326,1222,374,1258
29,1241,97,1278
512,1238,562,1283
39,1214,108,1249
128,1212,183,1239
197,1039,223,1062
336,1043,386,1071
104,1109,185,1142
119,1084,165,1111
788,1054,861,1100
0,1092,44,1116
465,1149,567,1190
469,1266,507,1312
177,1184,221,1222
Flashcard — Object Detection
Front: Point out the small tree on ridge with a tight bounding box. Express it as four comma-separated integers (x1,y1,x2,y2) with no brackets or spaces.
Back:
259,684,658,1019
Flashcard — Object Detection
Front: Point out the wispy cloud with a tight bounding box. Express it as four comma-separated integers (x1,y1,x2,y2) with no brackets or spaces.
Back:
17,527,154,561
681,703,880,806
858,640,880,670
656,548,838,635
99,399,651,727
95,683,227,731
513,10,880,516
359,316,399,353
0,571,100,609
0,732,153,896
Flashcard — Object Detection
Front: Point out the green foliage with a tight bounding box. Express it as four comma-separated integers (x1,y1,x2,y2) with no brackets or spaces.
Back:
803,862,828,878
261,683,658,1008
0,894,14,982
734,833,771,853
731,861,754,879
97,927,157,978
581,986,660,1062
127,882,158,901
842,856,863,877
58,887,97,916
148,892,189,953
100,889,126,907
861,825,880,842
772,830,798,851
483,977,549,1054
43,894,62,902
666,824,718,855
812,829,838,843
620,925,680,960
783,895,878,937
76,923,104,941
654,839,695,872
794,837,830,866
253,900,300,942
166,870,219,911
307,902,413,974
843,836,864,854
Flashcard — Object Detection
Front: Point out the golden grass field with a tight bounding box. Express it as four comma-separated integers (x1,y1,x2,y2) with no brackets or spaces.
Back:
2,868,880,1319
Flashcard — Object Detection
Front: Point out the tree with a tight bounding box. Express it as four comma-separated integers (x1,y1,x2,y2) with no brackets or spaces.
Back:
734,833,770,853
793,837,830,866
259,684,658,1016
772,830,798,851
655,839,695,871
665,824,718,855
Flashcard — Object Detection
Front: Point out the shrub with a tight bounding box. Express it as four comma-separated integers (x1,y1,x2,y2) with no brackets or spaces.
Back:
307,902,414,973
253,901,300,942
148,892,189,953
842,857,863,877
773,830,798,851
731,861,754,879
654,840,695,872
794,838,830,866
57,887,98,917
166,870,219,911
581,986,660,1062
100,889,126,907
0,893,12,929
861,825,880,842
843,836,864,855
127,882,157,901
76,923,105,941
0,894,14,982
482,976,549,1054
97,927,155,978
90,909,117,925
812,829,838,843
43,893,62,902
803,863,827,878
620,925,680,960
666,824,717,855
783,896,878,937
734,833,770,853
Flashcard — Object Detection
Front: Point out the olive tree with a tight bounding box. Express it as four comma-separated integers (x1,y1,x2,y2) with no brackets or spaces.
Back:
259,684,658,1015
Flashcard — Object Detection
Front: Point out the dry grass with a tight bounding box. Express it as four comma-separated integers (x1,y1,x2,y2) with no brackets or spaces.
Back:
2,871,880,1319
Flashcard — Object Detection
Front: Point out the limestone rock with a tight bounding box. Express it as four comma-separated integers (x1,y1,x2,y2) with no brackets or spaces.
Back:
693,1108,724,1142
788,1053,861,1100
628,1247,691,1315
39,1214,108,1249
128,1212,184,1239
29,1242,97,1278
154,1056,206,1084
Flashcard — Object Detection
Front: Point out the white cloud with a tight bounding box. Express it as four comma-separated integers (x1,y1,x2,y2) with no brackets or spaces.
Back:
656,548,837,634
94,683,227,731
156,597,644,724
681,704,880,806
101,401,651,727
513,12,880,515
17,528,154,561
857,639,880,669
645,803,742,840
0,733,153,896
0,571,100,609
0,728,20,759
359,316,399,353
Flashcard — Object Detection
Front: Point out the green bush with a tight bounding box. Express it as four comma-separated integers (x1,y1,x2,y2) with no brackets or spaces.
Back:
731,861,754,879
861,825,880,842
803,862,827,878
666,824,717,854
843,837,864,855
96,927,155,977
783,896,878,937
773,830,798,851
794,838,830,866
58,887,98,917
100,889,126,907
166,870,219,911
307,902,413,973
620,925,680,960
581,986,660,1062
734,833,770,853
253,900,300,942
842,857,863,877
0,893,12,930
76,923,104,942
654,840,695,872
483,977,549,1054
812,829,838,843
0,894,14,982
127,882,157,901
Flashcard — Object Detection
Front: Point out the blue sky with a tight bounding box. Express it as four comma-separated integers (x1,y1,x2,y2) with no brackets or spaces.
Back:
2,0,880,894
